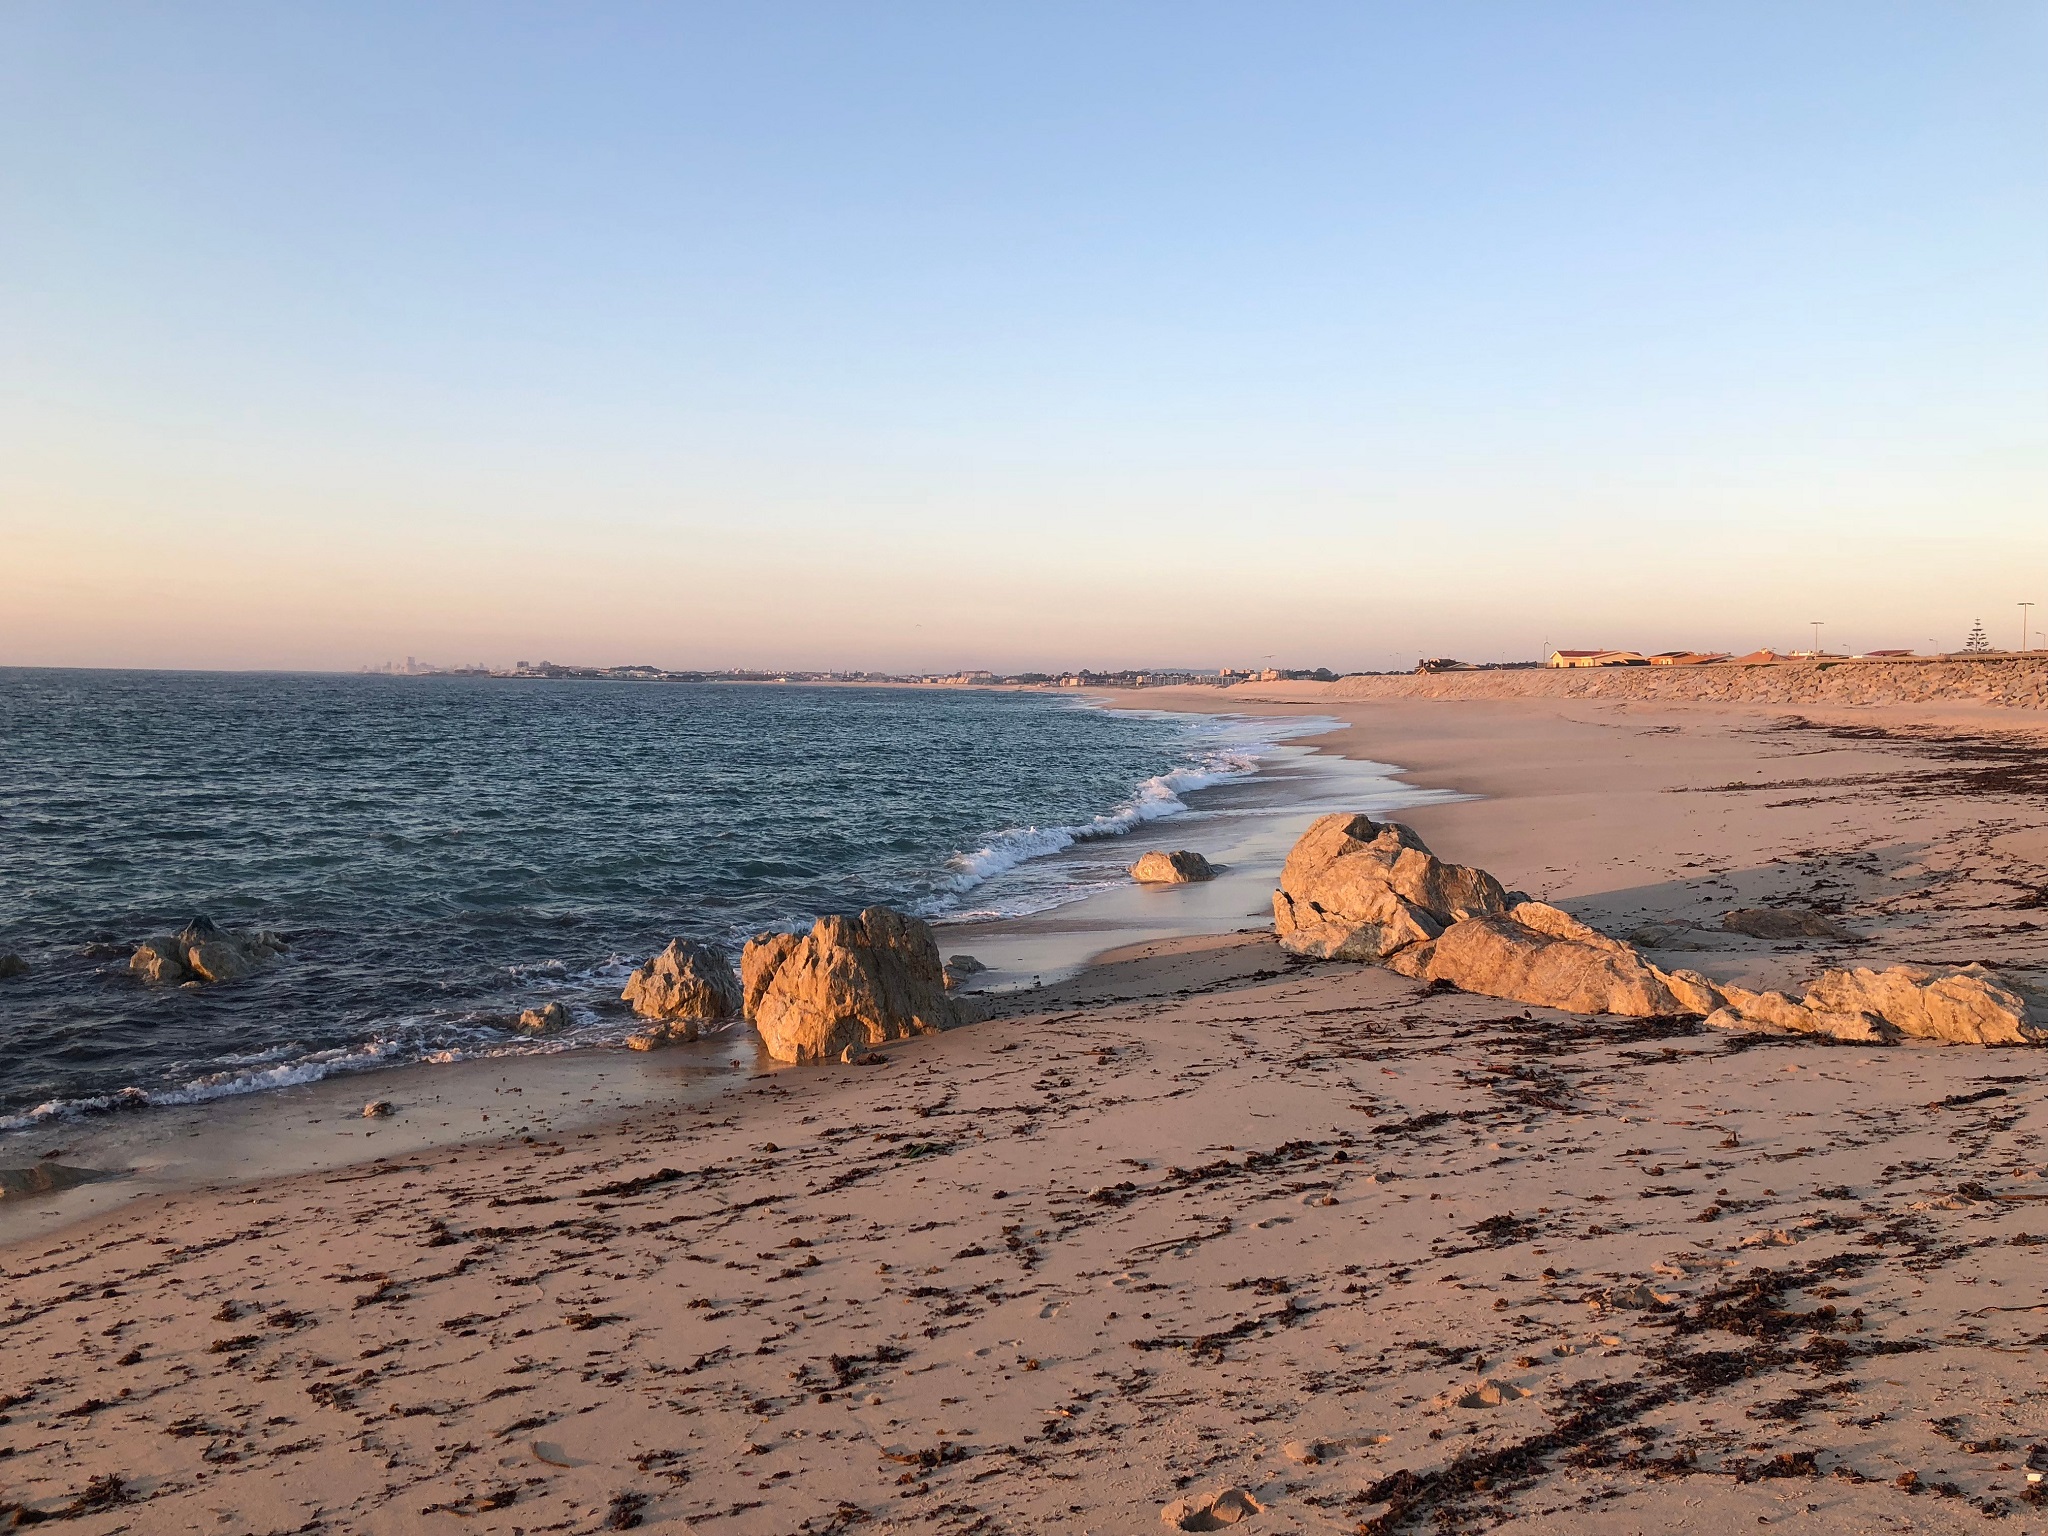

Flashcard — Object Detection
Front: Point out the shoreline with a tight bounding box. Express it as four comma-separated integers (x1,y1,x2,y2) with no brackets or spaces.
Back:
5,686,2047,1533
0,702,1430,1244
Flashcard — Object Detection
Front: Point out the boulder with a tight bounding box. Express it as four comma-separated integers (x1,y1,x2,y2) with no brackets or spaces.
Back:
744,906,962,1065
515,1001,571,1035
1273,814,1509,960
1802,964,2042,1046
1720,908,1858,942
943,954,987,990
187,939,258,984
0,953,27,979
622,939,741,1022
1413,909,1686,1017
1131,850,1216,884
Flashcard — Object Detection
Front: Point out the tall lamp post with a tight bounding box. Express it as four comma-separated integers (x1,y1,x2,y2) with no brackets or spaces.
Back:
1809,620,1824,656
2023,603,2036,653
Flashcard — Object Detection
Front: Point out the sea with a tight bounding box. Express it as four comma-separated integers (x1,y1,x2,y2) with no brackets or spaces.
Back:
0,671,1337,1127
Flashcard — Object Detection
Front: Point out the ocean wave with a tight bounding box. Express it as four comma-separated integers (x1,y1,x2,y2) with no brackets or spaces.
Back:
932,714,1331,901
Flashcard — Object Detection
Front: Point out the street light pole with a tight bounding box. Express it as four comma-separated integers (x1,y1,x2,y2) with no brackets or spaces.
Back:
2023,603,2036,653
1809,620,1823,656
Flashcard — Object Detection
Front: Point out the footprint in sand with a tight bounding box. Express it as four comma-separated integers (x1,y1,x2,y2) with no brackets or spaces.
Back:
1038,1302,1063,1319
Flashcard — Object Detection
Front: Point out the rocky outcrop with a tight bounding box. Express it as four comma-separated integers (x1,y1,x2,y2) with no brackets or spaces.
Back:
943,954,987,990
743,907,962,1065
1131,850,1216,884
129,917,285,986
1272,815,2043,1045
1720,908,1858,942
1273,815,1511,960
0,1163,119,1200
622,940,741,1023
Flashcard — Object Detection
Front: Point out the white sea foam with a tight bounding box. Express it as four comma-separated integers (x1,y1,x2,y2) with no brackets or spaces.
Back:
931,711,1336,907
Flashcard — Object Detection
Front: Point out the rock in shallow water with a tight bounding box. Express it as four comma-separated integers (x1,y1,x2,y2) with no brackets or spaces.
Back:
1131,849,1216,884
622,939,740,1022
0,1163,120,1200
515,1000,571,1035
0,952,28,978
129,917,285,986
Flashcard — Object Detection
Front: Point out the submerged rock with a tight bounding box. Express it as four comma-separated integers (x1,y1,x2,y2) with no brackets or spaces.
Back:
622,939,741,1022
1131,849,1217,884
744,906,962,1065
515,1000,571,1035
0,952,28,978
130,917,285,987
1273,814,1509,960
0,1163,120,1200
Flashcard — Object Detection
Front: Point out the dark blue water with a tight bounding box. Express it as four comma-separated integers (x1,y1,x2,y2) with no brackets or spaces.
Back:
0,671,1293,1122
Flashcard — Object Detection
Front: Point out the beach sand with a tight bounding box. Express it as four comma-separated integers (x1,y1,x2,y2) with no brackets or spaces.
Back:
4,688,2046,1534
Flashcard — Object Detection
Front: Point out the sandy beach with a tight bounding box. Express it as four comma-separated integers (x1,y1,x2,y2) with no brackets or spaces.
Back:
5,682,2047,1534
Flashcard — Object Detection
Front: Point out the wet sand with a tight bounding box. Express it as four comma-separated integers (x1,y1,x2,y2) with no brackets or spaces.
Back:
4,688,2047,1533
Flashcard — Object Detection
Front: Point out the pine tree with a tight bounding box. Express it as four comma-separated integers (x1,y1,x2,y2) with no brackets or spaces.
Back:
1963,620,1991,654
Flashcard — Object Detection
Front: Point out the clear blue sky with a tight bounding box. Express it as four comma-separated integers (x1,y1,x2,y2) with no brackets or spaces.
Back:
4,3,2043,670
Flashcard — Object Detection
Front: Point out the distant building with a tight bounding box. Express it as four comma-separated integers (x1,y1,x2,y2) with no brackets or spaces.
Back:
1730,649,1783,665
1547,650,1646,668
1857,649,1915,658
1647,651,1730,666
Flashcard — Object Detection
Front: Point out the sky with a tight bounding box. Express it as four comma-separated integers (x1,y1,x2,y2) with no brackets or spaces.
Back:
3,3,2044,673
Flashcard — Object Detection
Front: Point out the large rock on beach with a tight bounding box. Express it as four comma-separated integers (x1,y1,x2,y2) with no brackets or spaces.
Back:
1131,850,1216,884
129,917,284,986
622,939,741,1022
1799,965,2039,1045
1397,904,1687,1017
1273,814,1510,960
743,906,962,1065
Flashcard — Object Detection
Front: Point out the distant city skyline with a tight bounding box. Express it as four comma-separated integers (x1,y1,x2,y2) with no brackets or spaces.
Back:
4,4,2043,672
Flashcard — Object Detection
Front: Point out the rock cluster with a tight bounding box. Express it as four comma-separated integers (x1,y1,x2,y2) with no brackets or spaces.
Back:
1130,850,1216,884
129,917,286,986
742,907,964,1065
943,954,987,990
1274,813,2044,1046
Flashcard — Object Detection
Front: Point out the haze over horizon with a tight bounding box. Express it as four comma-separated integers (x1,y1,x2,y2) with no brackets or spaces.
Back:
5,4,2044,674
